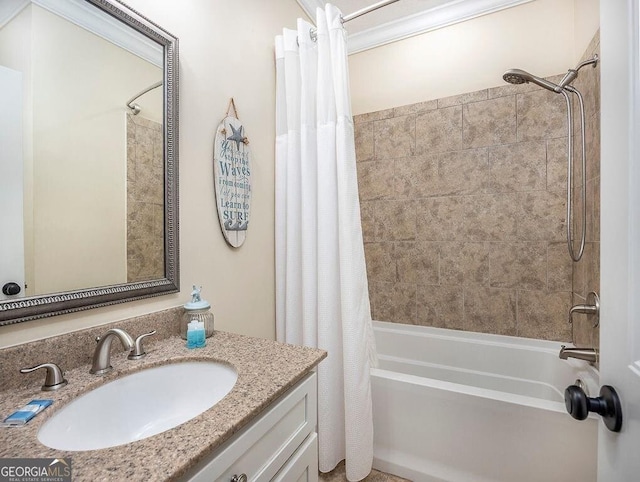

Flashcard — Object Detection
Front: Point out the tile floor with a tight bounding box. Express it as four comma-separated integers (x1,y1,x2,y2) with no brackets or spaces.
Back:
319,461,409,481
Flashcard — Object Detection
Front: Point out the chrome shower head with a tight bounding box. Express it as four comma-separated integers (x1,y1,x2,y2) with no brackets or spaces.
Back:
503,70,527,85
502,68,561,93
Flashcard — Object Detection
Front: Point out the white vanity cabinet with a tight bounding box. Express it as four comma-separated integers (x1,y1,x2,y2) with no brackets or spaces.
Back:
184,371,319,482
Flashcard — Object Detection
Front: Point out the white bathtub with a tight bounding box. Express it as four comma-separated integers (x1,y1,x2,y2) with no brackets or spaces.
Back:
371,321,599,482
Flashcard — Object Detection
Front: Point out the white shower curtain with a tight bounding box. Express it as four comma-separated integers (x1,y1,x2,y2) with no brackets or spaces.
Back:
275,5,376,481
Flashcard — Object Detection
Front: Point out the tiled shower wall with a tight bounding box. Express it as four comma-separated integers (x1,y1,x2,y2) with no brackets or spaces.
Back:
126,114,165,283
355,33,600,342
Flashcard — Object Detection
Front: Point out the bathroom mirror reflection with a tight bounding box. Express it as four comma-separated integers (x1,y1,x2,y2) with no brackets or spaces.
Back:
0,0,179,325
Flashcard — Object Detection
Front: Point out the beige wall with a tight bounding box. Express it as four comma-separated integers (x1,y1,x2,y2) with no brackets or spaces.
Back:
0,0,306,347
348,0,598,115
574,0,600,61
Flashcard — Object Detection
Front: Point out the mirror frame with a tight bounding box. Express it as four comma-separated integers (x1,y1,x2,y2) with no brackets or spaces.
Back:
0,0,179,326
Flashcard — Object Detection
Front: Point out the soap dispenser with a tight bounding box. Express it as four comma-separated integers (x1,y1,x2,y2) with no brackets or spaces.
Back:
180,285,215,340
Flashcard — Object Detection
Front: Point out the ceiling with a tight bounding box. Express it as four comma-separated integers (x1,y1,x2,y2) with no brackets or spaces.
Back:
296,0,534,54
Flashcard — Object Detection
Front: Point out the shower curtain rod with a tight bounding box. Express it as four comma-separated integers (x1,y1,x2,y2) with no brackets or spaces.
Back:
307,0,401,41
126,80,162,115
342,0,401,23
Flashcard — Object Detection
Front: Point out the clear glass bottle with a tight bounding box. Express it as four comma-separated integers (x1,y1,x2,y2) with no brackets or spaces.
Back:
180,285,214,340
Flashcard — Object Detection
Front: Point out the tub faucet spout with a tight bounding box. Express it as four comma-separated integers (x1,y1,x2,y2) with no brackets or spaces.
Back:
559,345,598,364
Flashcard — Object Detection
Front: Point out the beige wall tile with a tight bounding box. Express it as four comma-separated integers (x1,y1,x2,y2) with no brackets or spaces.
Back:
365,243,396,283
463,96,516,149
396,241,440,285
360,201,376,242
572,250,587,298
369,281,417,324
374,115,415,160
489,242,547,290
374,200,417,241
135,125,155,166
488,141,546,192
394,99,437,117
571,185,585,255
517,89,568,141
127,116,163,283
517,191,565,241
354,108,394,124
585,111,600,182
488,81,539,100
587,176,600,242
546,137,568,192
415,106,462,154
127,201,157,240
585,242,600,295
464,287,516,335
464,193,518,241
548,242,572,291
571,122,585,188
416,285,464,330
357,160,395,200
152,125,163,170
395,155,438,199
354,121,374,162
127,118,136,181
435,148,489,196
437,89,488,109
517,290,572,341
417,196,465,241
439,242,490,287
392,283,418,325
152,204,164,237
369,281,392,322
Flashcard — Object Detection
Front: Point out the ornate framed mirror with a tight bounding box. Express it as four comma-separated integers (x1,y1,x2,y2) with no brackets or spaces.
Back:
0,0,179,326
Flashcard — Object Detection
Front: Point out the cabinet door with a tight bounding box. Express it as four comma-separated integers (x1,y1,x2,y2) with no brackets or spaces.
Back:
185,372,317,482
271,433,318,482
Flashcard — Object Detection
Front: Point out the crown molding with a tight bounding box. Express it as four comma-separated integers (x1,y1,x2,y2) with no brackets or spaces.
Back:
347,0,534,54
297,0,535,55
0,0,29,29
0,0,162,67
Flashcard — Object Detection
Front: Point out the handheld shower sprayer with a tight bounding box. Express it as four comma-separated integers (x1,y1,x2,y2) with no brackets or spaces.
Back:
502,69,561,92
502,55,598,262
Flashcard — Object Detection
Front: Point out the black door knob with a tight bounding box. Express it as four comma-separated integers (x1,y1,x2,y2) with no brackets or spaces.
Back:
565,384,623,432
2,282,21,296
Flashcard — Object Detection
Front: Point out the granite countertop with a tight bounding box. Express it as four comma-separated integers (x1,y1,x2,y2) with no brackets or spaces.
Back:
0,331,326,481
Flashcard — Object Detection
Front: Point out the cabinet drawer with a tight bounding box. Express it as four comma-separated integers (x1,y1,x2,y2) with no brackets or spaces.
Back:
186,371,317,482
271,433,318,482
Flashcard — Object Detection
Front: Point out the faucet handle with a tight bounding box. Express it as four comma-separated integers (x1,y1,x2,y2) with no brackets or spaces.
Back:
20,363,68,391
568,291,600,327
128,330,157,360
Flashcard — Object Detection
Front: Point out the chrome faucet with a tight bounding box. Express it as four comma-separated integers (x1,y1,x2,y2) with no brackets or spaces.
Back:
559,345,598,364
20,363,68,391
90,328,135,375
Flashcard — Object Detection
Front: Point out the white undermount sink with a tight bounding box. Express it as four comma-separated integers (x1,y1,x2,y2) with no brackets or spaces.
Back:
37,361,237,451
